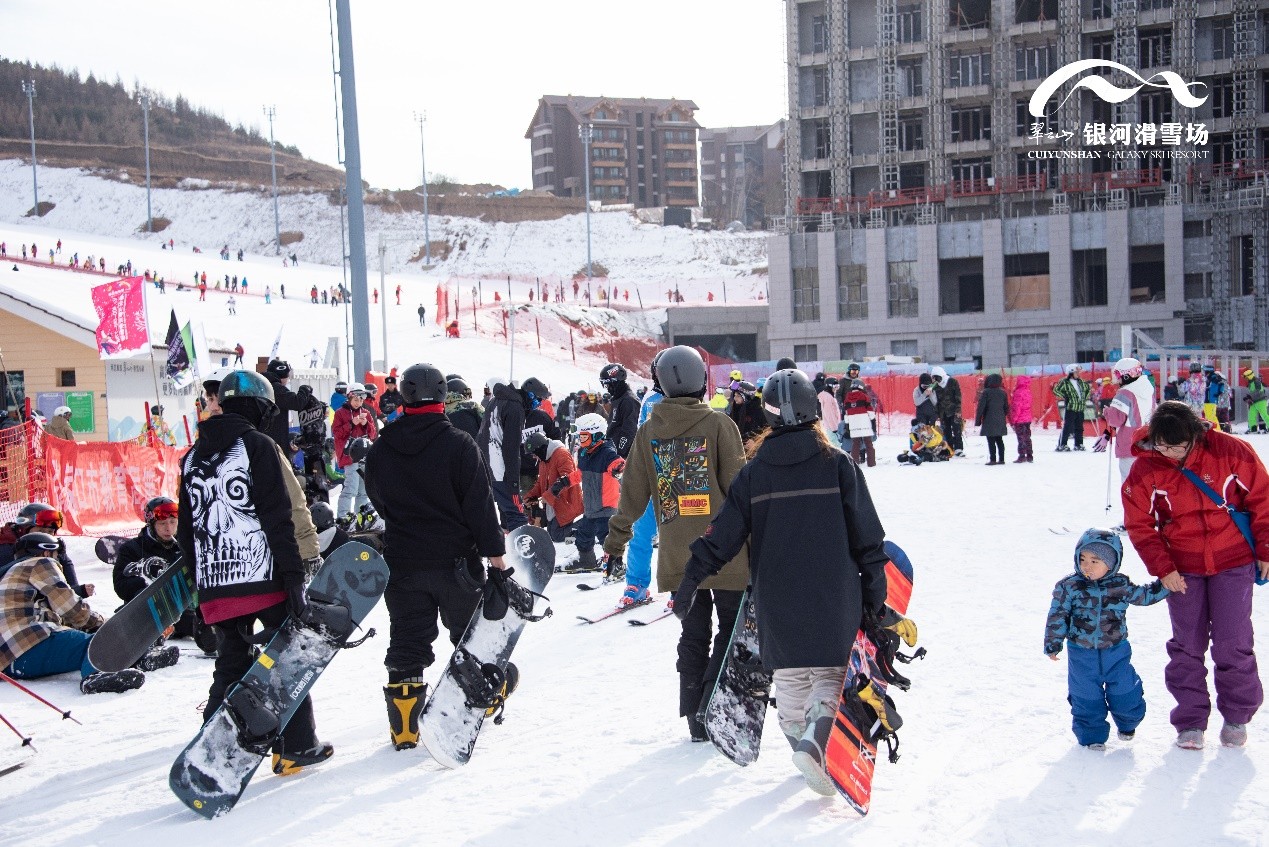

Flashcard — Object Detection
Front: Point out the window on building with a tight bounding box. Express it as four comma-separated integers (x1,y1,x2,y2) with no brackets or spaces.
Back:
1130,245,1165,304
943,337,982,368
0,370,24,412
1185,314,1215,346
1072,248,1108,307
1211,76,1235,120
899,117,925,151
794,344,819,361
1007,333,1050,366
802,118,832,159
1184,272,1212,299
888,261,919,318
897,6,923,43
951,0,990,27
950,107,991,142
1016,100,1057,136
812,14,829,52
1086,0,1112,17
899,163,927,188
1075,330,1107,363
898,58,924,97
840,341,867,361
891,339,919,357
1016,0,1057,22
813,66,830,106
1016,154,1057,189
1139,0,1171,8
1015,43,1057,81
1085,34,1114,62
950,157,992,184
838,265,868,320
939,260,985,315
1139,29,1171,68
1004,253,1051,311
1239,235,1255,296
793,268,821,323
1209,133,1235,166
1211,18,1235,61
1140,91,1174,125
56,369,76,388
948,52,991,88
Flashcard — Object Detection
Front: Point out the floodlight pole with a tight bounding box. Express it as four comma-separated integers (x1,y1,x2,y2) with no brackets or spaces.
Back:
140,94,153,232
264,105,281,254
21,80,38,215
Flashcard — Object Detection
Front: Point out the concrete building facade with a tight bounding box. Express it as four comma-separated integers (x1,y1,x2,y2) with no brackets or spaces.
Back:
768,0,1268,367
700,122,786,229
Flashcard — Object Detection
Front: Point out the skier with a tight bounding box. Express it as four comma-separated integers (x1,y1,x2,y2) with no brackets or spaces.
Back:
444,377,483,440
176,370,329,776
332,384,378,527
1095,357,1157,484
0,532,150,693
379,375,405,423
309,348,320,368
517,377,559,518
330,380,349,412
362,363,509,751
1044,529,1168,750
1010,375,1035,463
418,304,426,326
1180,363,1206,416
233,343,244,365
570,413,625,572
601,346,749,740
727,381,766,444
600,363,640,458
522,431,582,542
1053,364,1091,451
617,350,668,608
1244,369,1268,434
931,366,965,456
675,367,891,794
1206,368,1231,432
477,380,531,530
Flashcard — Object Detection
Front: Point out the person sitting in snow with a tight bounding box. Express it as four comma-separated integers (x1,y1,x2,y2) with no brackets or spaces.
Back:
897,420,953,465
1044,529,1168,750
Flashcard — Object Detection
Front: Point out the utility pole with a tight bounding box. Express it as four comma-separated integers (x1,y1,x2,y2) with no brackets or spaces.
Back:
21,80,38,215
263,106,281,255
139,94,153,232
414,111,431,266
579,122,593,279
335,0,372,380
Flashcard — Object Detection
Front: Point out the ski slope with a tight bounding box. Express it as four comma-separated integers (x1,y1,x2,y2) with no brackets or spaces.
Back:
3,431,1268,846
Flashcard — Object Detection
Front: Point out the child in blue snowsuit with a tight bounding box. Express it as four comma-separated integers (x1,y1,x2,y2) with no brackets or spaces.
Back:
1044,528,1168,749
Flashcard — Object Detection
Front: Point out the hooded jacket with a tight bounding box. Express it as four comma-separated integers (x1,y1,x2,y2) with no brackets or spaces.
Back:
523,439,583,525
1009,376,1033,425
44,415,74,441
975,373,1010,437
578,438,625,518
1052,373,1091,413
603,396,749,592
264,376,312,455
477,383,527,485
683,425,888,669
606,381,641,458
446,398,483,440
913,376,938,424
176,413,306,617
931,367,963,418
1103,375,1155,459
1043,538,1168,654
364,412,505,567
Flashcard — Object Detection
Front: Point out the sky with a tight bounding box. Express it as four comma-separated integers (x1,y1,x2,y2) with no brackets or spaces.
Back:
0,0,787,191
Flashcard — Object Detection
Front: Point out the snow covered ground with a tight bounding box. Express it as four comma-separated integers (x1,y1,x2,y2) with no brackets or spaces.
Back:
4,430,1268,846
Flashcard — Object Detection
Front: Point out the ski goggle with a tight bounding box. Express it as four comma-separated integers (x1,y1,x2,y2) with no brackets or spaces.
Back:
34,509,63,529
151,502,179,520
28,538,60,552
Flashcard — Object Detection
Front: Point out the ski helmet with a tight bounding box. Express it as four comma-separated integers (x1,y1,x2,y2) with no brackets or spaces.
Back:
309,501,336,532
13,531,60,561
203,368,233,396
14,502,58,530
1074,528,1122,576
1112,357,1143,381
144,496,177,523
729,369,744,383
762,369,820,428
399,363,447,406
266,359,292,380
447,377,471,400
846,362,861,374
649,349,667,394
599,363,627,387
334,380,349,395
365,384,379,396
218,370,278,429
1065,363,1081,375
656,346,706,398
575,413,607,446
54,405,71,418
775,357,797,370
524,431,549,459
521,377,551,403
346,436,372,463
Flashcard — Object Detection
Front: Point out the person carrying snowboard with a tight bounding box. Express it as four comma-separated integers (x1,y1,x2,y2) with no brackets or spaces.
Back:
362,363,509,752
602,346,749,741
674,367,892,795
177,370,329,776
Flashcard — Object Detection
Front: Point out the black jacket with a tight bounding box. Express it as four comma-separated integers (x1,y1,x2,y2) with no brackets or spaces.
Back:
447,401,483,440
606,382,640,458
379,389,405,418
684,425,888,669
728,397,767,442
477,384,528,485
519,407,561,477
265,376,313,455
114,526,181,602
177,412,305,607
364,412,506,568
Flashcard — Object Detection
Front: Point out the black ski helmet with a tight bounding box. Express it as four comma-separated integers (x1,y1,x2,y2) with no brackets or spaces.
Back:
218,370,278,429
521,377,551,401
309,501,335,531
13,502,56,528
599,363,627,387
762,369,821,428
446,377,471,399
656,346,706,398
399,363,447,405
334,380,348,395
144,496,177,523
524,431,549,459
14,531,60,561
266,359,292,380
346,436,372,463
775,357,797,371
649,349,667,393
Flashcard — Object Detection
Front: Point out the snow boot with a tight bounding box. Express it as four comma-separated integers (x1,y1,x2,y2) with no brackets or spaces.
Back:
604,555,627,581
567,547,599,573
1084,742,1106,751
1220,721,1248,748
485,662,519,718
791,702,836,796
618,584,650,607
384,682,426,750
135,644,180,672
686,712,709,742
1117,730,1135,742
1176,728,1205,750
80,669,144,694
272,741,334,776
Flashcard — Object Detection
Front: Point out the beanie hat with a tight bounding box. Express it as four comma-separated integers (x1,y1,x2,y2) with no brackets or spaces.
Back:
1081,541,1119,571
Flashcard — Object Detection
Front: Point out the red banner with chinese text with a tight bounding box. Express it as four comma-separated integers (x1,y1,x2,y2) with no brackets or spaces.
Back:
90,276,149,360
42,437,181,535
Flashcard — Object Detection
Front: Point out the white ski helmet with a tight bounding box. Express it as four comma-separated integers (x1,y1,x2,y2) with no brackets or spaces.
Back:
575,413,607,440
53,405,71,417
1112,357,1143,381
1065,363,1081,375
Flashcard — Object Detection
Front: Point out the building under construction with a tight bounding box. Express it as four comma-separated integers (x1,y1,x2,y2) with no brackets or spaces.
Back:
767,0,1268,367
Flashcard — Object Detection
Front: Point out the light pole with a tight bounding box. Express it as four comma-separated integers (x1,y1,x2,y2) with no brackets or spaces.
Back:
139,94,153,232
263,105,281,255
413,111,431,266
579,122,593,279
21,80,38,215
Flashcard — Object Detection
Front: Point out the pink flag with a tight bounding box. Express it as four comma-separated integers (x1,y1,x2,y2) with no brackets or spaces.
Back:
91,277,149,359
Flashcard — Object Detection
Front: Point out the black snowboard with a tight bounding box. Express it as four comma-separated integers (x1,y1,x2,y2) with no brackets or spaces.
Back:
418,525,554,768
94,535,129,566
701,589,771,766
87,557,196,672
168,542,388,818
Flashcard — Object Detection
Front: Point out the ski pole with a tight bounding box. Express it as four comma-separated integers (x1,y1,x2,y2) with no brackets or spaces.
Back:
0,671,82,725
1105,436,1115,514
0,710,35,751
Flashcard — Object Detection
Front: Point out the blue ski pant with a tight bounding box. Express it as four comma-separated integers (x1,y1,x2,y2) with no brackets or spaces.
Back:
574,514,611,555
1066,641,1146,745
4,629,96,679
625,500,656,591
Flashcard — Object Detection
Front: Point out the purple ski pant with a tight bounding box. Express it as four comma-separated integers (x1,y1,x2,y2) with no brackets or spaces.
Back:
1164,563,1264,730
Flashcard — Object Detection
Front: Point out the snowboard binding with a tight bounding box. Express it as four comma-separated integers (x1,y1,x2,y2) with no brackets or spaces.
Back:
731,643,772,701
449,647,513,724
299,591,377,649
225,682,282,755
862,607,927,692
845,672,904,764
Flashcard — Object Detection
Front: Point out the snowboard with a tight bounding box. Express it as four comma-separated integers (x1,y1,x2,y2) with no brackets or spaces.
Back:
700,589,771,766
418,525,554,768
94,535,129,566
825,541,919,815
168,542,389,818
87,557,197,672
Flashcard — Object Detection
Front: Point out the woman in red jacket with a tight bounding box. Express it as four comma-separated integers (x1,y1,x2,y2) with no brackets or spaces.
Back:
1121,401,1269,750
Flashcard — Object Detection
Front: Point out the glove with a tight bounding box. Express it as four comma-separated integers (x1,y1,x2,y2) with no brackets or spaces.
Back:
672,578,700,621
285,576,314,627
302,556,323,579
610,458,626,479
877,606,918,648
1093,432,1111,452
142,556,168,580
550,477,568,496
